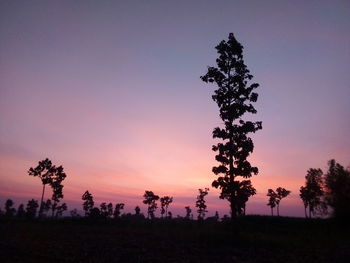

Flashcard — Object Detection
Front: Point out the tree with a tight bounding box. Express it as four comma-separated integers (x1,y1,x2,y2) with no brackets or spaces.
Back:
275,187,291,216
299,168,325,218
185,206,192,220
114,203,125,218
324,159,350,218
160,196,173,219
135,206,141,215
236,180,256,215
42,199,52,216
100,202,108,218
82,190,94,216
196,188,209,220
26,199,39,219
143,191,159,219
201,33,262,219
267,189,277,216
5,199,16,217
107,203,113,218
17,204,26,218
28,158,67,216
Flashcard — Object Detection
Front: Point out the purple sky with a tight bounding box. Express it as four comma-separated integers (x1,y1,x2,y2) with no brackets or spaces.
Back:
0,0,349,217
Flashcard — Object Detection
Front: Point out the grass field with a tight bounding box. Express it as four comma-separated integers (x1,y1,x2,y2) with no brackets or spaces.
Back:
0,216,349,263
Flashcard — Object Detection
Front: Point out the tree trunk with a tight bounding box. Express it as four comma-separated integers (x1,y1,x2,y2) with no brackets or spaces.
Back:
304,206,307,218
39,184,46,216
229,136,236,220
277,205,279,216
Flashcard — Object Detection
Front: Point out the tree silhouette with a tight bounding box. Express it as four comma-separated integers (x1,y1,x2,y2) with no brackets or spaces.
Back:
236,180,256,215
100,202,108,218
324,159,350,218
275,187,291,216
196,188,209,220
201,33,262,219
135,206,141,215
70,208,79,217
185,206,192,220
143,191,159,219
267,189,277,216
82,190,94,216
107,202,113,218
28,158,67,216
5,199,16,217
26,199,39,219
299,168,325,218
114,203,125,218
16,204,26,218
160,196,173,219
42,199,52,216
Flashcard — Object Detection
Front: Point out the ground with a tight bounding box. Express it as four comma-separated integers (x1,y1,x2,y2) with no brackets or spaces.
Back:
0,216,349,263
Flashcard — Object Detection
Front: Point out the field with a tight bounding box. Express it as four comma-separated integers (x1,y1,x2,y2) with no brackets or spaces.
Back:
0,216,349,263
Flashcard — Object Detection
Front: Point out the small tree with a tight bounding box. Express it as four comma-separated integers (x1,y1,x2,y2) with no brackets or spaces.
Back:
17,204,26,218
114,203,125,218
185,206,192,220
107,203,113,218
299,168,325,218
236,180,256,215
135,206,141,215
5,199,16,217
276,187,291,216
160,196,173,219
26,199,39,219
196,188,209,220
82,190,94,216
201,33,262,219
143,191,159,219
324,159,350,218
267,189,277,216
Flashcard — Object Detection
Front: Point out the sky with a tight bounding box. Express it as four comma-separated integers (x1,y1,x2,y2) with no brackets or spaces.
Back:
0,0,349,217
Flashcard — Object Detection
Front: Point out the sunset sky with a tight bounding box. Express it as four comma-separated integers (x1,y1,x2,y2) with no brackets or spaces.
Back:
1,0,349,217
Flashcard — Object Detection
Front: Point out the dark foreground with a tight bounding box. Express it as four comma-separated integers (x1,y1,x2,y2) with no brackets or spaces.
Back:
0,216,349,263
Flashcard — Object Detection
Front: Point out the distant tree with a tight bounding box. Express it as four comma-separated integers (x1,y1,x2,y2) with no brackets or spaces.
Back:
82,190,94,216
16,204,26,218
214,211,220,221
107,203,113,218
160,196,173,219
42,199,52,216
167,211,172,219
5,199,16,217
70,208,79,217
299,168,325,218
267,189,277,216
28,158,67,216
55,203,67,217
143,191,159,219
185,206,192,220
135,206,141,215
114,203,125,218
201,33,262,219
324,159,350,218
275,187,291,216
50,172,66,217
89,207,101,219
100,202,108,218
26,199,39,219
196,188,209,220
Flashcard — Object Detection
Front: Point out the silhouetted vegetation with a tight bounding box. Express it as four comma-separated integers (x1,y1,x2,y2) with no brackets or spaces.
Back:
143,191,159,219
160,196,173,219
82,190,94,216
201,33,262,219
196,188,209,220
267,187,291,216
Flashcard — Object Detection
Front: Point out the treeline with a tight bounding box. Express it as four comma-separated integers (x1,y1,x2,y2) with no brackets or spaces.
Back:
1,158,349,220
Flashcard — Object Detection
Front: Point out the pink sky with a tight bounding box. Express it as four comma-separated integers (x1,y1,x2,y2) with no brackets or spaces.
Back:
0,1,349,217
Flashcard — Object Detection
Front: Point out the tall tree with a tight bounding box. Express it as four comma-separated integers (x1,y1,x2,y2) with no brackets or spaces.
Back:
267,189,277,216
196,188,209,220
143,191,159,219
324,159,350,218
28,158,67,216
299,168,325,218
160,196,173,219
201,33,262,218
275,187,291,216
82,190,94,216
